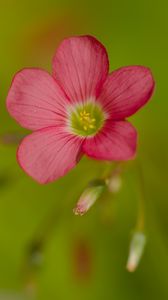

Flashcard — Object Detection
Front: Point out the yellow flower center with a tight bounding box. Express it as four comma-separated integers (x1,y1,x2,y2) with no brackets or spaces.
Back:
79,110,96,131
68,101,106,137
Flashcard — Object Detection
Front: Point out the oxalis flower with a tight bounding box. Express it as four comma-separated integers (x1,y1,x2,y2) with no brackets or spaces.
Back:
7,35,155,184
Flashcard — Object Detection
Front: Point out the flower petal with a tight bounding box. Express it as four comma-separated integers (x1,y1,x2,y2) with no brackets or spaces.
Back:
7,68,69,130
17,127,83,184
52,35,109,102
82,120,137,161
98,66,155,119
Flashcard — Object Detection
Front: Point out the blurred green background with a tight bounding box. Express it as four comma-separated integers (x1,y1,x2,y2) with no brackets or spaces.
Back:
0,0,167,299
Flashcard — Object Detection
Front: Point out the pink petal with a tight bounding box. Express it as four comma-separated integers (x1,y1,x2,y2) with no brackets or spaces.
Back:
98,66,155,120
7,68,69,130
52,35,109,102
82,120,137,161
17,127,83,184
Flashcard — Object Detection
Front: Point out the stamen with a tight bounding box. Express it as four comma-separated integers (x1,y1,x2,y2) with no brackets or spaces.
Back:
79,110,97,132
89,124,95,129
83,125,88,131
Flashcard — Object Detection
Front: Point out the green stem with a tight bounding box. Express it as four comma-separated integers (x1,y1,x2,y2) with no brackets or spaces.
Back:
136,160,146,232
101,161,124,181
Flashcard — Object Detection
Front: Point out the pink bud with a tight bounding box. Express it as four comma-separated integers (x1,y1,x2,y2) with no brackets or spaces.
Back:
73,180,105,216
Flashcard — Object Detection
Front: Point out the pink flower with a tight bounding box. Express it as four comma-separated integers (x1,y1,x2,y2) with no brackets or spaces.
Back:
6,35,155,184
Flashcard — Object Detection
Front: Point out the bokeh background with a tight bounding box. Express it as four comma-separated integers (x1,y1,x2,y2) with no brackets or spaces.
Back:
0,0,167,299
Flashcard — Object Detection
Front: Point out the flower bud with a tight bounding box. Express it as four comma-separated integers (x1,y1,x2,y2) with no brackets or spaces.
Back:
73,180,105,216
126,232,146,272
106,174,122,193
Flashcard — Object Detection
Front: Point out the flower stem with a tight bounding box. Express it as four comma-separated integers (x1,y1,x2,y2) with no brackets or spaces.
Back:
136,160,146,232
